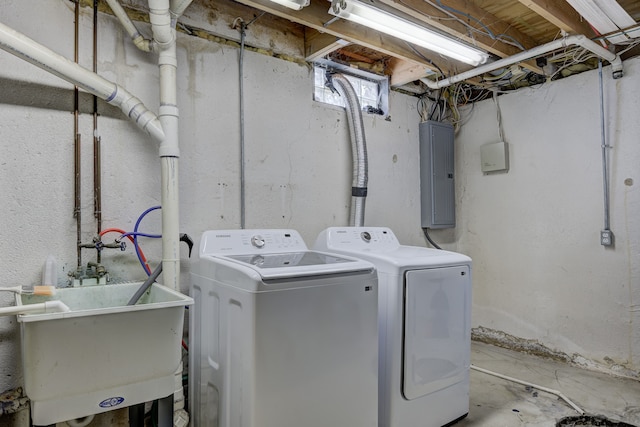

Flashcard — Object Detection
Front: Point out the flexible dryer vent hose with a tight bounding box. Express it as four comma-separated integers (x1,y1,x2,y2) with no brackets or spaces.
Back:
328,73,369,227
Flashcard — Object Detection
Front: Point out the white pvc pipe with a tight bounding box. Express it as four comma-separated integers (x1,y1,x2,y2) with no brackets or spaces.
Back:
161,157,180,291
0,21,164,142
170,0,194,20
149,0,174,47
105,0,154,52
0,301,71,316
471,364,585,415
149,0,181,291
421,35,623,89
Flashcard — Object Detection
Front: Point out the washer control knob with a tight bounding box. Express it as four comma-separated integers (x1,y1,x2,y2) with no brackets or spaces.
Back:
361,231,372,242
251,235,266,248
250,255,265,266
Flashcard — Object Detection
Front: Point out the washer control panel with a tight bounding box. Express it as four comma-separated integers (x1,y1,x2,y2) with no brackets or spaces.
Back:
319,227,401,251
201,229,307,255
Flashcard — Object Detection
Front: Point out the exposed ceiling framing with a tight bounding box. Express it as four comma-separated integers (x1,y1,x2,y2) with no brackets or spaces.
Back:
104,0,640,92
223,0,640,90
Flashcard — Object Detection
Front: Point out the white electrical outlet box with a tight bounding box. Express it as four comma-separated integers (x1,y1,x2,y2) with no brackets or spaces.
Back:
481,141,509,173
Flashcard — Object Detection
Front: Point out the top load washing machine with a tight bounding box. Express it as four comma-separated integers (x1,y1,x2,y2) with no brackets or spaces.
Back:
314,227,472,427
189,229,379,427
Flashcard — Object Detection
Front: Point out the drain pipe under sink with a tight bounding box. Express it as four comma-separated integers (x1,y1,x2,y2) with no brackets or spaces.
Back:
328,73,369,227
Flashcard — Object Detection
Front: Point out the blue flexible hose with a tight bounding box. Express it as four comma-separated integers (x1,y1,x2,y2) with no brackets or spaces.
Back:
134,205,161,275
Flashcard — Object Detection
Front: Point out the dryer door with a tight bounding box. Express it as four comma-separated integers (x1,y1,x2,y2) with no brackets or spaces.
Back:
402,266,470,400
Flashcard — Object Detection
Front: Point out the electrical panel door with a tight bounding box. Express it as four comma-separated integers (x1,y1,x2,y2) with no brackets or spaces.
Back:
420,121,455,229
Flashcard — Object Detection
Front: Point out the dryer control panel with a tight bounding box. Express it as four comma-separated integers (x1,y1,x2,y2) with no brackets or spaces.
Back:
317,227,401,252
200,229,307,255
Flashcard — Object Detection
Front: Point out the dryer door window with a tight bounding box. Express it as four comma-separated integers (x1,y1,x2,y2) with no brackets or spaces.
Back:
402,266,470,400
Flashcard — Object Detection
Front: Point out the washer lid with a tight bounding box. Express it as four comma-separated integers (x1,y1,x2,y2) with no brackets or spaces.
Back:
218,250,372,280
198,229,374,280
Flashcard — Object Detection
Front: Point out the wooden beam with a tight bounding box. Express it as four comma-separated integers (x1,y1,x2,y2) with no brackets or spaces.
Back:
304,29,349,61
226,0,467,75
388,58,432,87
517,0,597,36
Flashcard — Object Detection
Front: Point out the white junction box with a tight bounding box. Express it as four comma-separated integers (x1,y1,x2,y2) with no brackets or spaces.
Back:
481,141,509,173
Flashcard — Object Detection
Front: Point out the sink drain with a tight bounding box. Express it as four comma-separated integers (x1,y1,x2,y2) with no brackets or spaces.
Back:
557,415,638,427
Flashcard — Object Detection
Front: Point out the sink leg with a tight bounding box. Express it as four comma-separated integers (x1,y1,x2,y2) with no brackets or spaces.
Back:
129,403,146,427
30,411,55,427
156,394,174,427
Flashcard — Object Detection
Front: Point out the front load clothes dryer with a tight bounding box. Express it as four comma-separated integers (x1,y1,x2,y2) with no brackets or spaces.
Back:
314,226,472,427
189,229,378,427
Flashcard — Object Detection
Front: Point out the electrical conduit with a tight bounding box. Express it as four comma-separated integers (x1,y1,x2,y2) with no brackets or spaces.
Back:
420,35,623,90
330,74,368,227
598,60,611,234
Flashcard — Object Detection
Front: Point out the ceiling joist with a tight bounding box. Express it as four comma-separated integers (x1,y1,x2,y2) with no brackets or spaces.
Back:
516,0,596,37
304,29,348,61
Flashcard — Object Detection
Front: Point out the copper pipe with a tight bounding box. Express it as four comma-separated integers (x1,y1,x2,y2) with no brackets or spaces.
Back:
74,0,82,270
92,0,102,262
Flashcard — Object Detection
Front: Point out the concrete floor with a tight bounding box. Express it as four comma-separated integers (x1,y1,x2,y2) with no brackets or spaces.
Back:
6,342,640,426
462,342,640,426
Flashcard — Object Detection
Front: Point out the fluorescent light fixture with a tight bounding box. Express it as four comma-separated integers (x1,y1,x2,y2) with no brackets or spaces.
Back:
268,0,309,10
566,0,636,44
329,0,489,66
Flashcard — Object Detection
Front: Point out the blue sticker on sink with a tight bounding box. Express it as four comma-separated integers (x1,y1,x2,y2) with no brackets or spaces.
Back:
99,396,125,408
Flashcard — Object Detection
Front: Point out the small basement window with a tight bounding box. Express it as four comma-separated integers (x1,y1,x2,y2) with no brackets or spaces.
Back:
313,63,389,116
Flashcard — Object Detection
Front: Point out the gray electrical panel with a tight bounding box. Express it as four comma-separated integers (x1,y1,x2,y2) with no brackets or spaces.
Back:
420,120,455,229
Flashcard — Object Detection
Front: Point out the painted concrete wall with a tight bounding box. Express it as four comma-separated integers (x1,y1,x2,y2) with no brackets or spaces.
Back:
1,0,639,423
449,57,640,374
0,0,422,401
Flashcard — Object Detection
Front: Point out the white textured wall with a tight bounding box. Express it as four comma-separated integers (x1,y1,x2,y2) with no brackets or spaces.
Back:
2,0,638,418
0,0,421,397
451,58,640,372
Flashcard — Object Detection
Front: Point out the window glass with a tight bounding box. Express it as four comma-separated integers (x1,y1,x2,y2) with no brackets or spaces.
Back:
313,65,388,115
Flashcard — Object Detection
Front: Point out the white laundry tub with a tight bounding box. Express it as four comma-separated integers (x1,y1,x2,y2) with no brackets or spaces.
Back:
15,282,193,425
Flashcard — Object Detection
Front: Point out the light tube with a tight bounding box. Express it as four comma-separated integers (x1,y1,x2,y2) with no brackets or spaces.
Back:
329,0,489,66
267,0,309,10
566,0,636,44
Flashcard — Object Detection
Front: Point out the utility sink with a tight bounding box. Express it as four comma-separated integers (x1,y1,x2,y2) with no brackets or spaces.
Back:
16,282,194,425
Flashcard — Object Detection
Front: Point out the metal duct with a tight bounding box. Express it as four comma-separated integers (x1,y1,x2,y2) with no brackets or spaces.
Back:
329,73,368,227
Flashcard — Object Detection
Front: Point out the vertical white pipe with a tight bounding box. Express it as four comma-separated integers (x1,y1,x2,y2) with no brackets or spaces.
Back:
161,157,180,291
149,0,180,291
